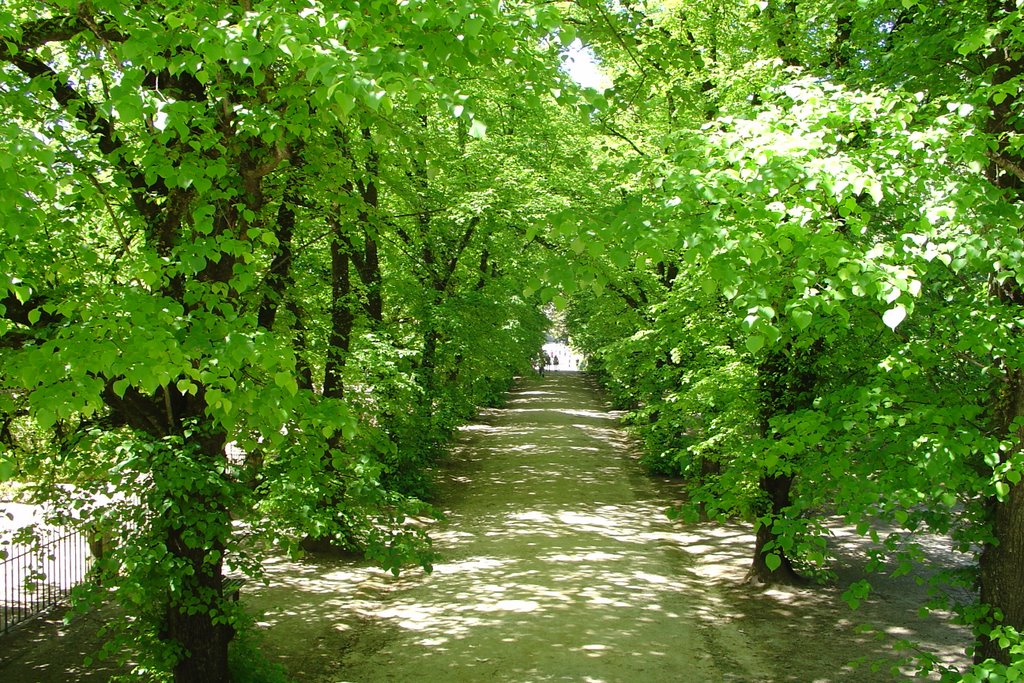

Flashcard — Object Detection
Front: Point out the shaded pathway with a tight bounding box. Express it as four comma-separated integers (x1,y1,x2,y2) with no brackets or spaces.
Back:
0,372,971,682
248,372,970,682
351,372,760,680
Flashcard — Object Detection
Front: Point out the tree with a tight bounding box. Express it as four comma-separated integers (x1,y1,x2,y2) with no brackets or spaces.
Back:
0,1,576,679
963,0,1024,669
561,1,1024,673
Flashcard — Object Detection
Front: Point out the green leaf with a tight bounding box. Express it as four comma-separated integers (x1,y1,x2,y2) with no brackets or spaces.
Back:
192,175,212,194
364,90,387,111
746,335,765,353
882,304,907,331
842,579,871,610
468,119,487,139
335,91,356,117
608,249,630,269
464,16,484,38
790,308,812,331
274,371,298,396
764,553,782,572
176,379,198,396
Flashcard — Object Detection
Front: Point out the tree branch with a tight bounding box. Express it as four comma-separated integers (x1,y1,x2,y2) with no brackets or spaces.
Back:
988,151,1024,184
4,51,164,225
597,117,648,157
0,16,125,57
438,216,482,292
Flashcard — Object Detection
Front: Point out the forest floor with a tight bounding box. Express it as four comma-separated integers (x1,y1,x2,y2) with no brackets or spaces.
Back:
0,371,973,682
247,371,972,682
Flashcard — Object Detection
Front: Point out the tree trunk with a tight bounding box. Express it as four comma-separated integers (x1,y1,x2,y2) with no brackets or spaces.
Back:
978,313,1024,665
355,130,384,324
257,193,298,331
977,448,1024,663
165,527,231,683
322,231,353,400
750,345,817,585
976,0,1024,663
831,13,851,69
749,474,805,585
289,299,315,392
766,0,801,68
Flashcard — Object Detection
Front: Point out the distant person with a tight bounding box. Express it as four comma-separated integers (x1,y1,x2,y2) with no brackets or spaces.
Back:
537,351,547,377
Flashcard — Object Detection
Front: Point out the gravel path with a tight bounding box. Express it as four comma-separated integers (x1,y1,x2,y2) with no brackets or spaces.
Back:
248,372,970,682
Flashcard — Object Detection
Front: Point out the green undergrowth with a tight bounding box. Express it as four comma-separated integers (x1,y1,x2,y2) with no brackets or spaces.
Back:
228,630,295,683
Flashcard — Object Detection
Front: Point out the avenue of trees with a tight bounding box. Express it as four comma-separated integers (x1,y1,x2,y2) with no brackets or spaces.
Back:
563,0,1024,679
1,0,1023,681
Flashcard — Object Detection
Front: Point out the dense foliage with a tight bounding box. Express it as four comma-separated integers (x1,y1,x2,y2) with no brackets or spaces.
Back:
561,0,1024,678
0,0,578,679
3,0,1024,681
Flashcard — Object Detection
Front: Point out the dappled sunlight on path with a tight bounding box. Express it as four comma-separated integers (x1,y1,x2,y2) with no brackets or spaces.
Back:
247,372,970,682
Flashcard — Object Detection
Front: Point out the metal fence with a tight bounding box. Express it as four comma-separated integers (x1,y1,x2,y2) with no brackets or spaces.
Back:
1,527,94,634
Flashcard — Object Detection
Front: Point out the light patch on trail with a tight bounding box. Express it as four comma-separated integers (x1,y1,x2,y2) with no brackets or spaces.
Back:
473,599,540,613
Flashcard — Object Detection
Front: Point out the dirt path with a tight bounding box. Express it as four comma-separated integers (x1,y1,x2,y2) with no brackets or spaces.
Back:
248,372,970,682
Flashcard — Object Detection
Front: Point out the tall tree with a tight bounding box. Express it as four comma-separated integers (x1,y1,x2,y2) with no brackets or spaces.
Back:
0,0,576,678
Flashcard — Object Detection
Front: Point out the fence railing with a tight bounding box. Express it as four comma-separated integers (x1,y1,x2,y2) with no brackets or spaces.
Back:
1,527,94,635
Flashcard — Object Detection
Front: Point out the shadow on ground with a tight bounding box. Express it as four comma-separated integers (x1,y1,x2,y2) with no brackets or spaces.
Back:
246,372,971,683
0,373,971,682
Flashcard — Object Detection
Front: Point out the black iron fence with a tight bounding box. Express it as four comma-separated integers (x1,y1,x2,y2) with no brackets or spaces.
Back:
1,527,93,634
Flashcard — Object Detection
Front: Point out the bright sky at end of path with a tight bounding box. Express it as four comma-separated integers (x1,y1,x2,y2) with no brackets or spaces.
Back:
562,39,611,92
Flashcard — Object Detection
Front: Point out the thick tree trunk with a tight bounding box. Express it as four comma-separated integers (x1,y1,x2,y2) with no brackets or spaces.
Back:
289,299,315,392
977,467,1024,663
359,228,383,324
977,1,1024,663
103,387,236,681
354,132,384,325
159,428,234,683
977,343,1024,664
421,327,440,394
766,0,801,68
750,346,817,585
831,13,852,69
749,474,805,585
257,195,297,331
168,618,230,683
165,529,231,683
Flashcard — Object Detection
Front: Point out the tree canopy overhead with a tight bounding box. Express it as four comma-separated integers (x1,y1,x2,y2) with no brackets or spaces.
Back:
3,0,1024,681
559,0,1024,677
0,0,582,678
